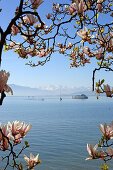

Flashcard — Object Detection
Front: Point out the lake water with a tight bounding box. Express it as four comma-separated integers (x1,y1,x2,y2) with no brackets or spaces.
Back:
0,96,113,169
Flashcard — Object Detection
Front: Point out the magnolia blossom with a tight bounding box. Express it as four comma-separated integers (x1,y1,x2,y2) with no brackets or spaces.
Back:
15,46,29,59
71,0,87,14
8,41,21,50
18,122,32,137
0,70,13,95
8,121,22,136
104,84,113,97
11,25,19,35
24,0,29,5
0,124,11,150
97,0,103,12
83,47,93,57
24,153,40,168
59,48,66,54
53,3,60,12
46,13,51,19
57,43,63,48
86,142,104,160
23,14,38,26
65,5,69,11
28,46,38,57
69,7,75,15
13,134,22,145
107,38,113,53
67,42,73,49
30,0,43,9
38,49,49,58
99,121,113,140
106,147,113,157
82,58,90,64
22,31,34,44
97,33,108,47
77,27,94,43
95,48,104,60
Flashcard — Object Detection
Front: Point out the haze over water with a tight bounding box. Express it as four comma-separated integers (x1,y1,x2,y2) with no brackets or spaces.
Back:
0,96,113,169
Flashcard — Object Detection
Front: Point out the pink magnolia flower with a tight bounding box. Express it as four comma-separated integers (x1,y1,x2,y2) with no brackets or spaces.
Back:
28,46,38,57
86,142,104,160
65,5,70,11
95,47,104,60
46,13,51,19
57,43,63,48
24,0,29,5
8,121,22,136
0,70,13,95
106,147,113,157
107,38,113,52
82,58,90,64
0,124,11,150
22,31,34,44
1,124,10,138
103,84,113,97
53,4,60,12
83,47,90,55
71,0,87,14
69,7,75,15
71,51,77,58
23,14,38,26
99,121,113,140
30,0,44,9
109,32,113,38
97,33,108,47
59,48,66,54
11,25,19,35
13,134,22,145
18,122,32,137
67,42,73,49
97,0,103,12
24,153,40,168
8,41,21,50
38,49,49,58
77,27,94,42
15,46,29,59
83,47,93,57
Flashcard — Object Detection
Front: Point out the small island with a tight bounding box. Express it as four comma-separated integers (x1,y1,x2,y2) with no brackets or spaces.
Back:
72,94,88,99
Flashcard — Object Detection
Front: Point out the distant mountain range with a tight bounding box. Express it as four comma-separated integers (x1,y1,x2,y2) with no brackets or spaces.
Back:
8,84,96,96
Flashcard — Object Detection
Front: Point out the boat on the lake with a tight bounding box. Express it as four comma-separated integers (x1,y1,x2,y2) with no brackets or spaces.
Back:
72,94,88,99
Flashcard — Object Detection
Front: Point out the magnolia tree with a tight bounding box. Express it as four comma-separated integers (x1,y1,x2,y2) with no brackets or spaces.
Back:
0,0,112,169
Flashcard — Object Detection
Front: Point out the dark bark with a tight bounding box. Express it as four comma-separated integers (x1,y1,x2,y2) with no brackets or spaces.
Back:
0,91,6,105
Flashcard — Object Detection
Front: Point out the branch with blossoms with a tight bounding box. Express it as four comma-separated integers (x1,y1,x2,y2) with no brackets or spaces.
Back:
0,120,40,170
86,121,113,170
0,0,112,96
95,79,113,99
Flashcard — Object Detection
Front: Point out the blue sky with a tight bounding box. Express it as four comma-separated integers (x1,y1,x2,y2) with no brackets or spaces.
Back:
0,0,112,91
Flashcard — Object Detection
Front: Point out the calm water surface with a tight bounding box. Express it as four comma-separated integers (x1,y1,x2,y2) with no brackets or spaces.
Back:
0,96,113,169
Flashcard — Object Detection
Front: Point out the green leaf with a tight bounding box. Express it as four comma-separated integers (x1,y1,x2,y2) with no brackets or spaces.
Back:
101,79,105,85
25,141,28,146
100,163,109,170
95,13,99,20
19,162,23,170
96,82,98,87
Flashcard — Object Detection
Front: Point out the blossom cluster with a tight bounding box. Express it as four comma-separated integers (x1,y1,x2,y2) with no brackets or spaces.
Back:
86,121,113,163
95,80,113,98
0,121,31,150
0,120,41,169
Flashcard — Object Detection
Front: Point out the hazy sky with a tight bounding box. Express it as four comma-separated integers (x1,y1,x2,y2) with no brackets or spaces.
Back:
0,0,112,90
